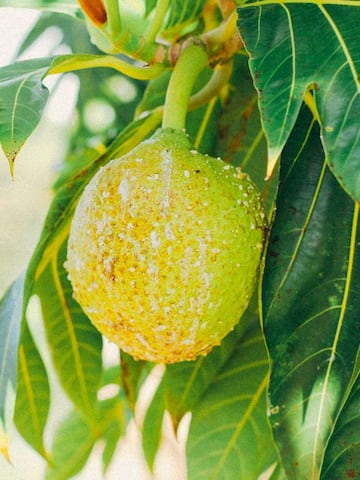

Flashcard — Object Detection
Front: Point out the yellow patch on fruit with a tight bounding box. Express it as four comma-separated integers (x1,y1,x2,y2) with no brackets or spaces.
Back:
66,128,266,363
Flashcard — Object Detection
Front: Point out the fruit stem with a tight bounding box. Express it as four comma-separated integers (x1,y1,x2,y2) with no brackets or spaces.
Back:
143,0,169,43
162,42,209,131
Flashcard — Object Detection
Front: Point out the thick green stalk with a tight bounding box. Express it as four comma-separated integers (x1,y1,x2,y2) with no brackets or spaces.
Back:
103,0,121,37
143,0,170,43
162,43,209,131
188,60,233,111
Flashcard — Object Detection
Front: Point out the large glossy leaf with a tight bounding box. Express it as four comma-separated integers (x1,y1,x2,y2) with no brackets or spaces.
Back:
45,393,126,479
14,322,50,459
160,316,252,426
262,106,360,478
140,318,249,464
141,305,279,479
45,410,94,480
0,54,163,169
36,241,103,417
321,371,360,478
186,324,274,480
238,5,360,201
0,58,50,170
141,318,251,468
216,54,277,214
0,274,24,424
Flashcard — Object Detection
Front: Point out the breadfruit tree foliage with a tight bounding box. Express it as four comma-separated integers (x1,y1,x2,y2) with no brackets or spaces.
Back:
0,1,359,479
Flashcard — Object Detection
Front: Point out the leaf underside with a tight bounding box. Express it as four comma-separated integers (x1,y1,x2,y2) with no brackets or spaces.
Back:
0,275,25,424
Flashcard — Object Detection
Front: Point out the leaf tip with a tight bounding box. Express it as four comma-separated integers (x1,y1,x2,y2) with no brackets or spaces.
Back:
3,147,19,180
8,160,15,180
0,429,11,463
265,146,281,180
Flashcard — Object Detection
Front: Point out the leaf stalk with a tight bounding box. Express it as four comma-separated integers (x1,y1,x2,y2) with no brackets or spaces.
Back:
48,54,165,81
143,0,170,44
103,0,122,37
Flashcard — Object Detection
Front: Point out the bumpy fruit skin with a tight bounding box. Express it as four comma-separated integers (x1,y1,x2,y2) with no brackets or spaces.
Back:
66,128,266,363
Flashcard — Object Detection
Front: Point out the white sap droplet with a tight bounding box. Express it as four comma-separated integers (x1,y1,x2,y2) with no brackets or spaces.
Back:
135,333,150,348
150,230,161,249
160,149,173,213
165,223,175,240
147,262,159,283
118,178,130,202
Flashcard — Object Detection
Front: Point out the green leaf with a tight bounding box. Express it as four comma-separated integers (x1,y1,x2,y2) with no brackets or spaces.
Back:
46,394,127,479
238,5,360,201
269,462,288,480
135,70,171,116
321,372,360,479
216,54,278,214
45,410,95,480
141,318,251,470
0,58,50,170
145,0,157,16
14,11,89,59
36,241,103,417
142,380,167,469
121,352,149,412
0,1,79,15
0,274,24,424
165,0,206,35
14,322,50,459
164,317,252,425
141,297,277,477
186,324,275,480
0,53,162,169
101,395,127,472
262,106,360,478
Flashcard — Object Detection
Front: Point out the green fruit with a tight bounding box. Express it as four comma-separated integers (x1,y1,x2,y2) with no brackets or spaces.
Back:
66,128,266,363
